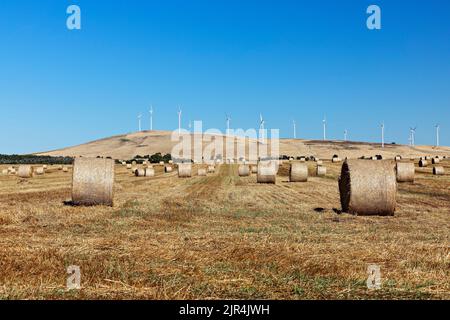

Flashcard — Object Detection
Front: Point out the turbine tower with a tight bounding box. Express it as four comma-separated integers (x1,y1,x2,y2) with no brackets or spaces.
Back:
344,129,348,142
138,114,142,132
149,105,153,131
409,127,416,146
226,114,231,135
381,122,385,148
293,120,297,139
177,107,182,134
322,117,327,141
259,114,265,131
435,124,440,147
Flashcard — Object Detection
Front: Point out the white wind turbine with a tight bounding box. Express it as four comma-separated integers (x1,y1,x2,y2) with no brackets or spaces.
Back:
435,124,440,147
149,106,153,131
381,122,385,148
292,120,297,139
138,114,142,132
322,116,327,140
409,127,416,146
259,113,265,131
344,129,348,141
177,107,182,134
226,114,231,135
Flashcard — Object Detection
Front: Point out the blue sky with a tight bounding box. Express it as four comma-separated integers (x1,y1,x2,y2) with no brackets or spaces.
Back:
0,0,449,154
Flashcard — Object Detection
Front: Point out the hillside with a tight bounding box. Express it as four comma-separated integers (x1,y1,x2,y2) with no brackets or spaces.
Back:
37,130,450,160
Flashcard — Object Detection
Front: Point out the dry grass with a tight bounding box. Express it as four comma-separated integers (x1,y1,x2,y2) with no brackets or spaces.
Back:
0,161,449,300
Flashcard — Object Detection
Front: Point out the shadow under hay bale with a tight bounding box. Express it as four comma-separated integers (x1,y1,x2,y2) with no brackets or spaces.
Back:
71,158,114,206
338,160,397,216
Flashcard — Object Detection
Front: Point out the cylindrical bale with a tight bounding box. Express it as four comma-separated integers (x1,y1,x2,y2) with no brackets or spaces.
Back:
396,162,415,183
251,165,258,174
432,158,440,164
198,168,207,176
145,167,155,177
159,161,164,165
135,168,146,177
1,169,8,175
18,165,33,178
58,165,63,170
71,158,114,206
34,167,45,175
257,161,277,184
332,158,342,163
132,161,137,165
394,156,402,161
126,164,132,169
371,156,377,161
169,160,173,164
419,160,428,167
62,166,69,172
178,163,192,178
9,169,16,175
207,165,215,173
299,158,306,162
43,165,48,169
289,163,308,182
338,160,397,216
238,165,250,177
164,166,173,173
316,165,327,176
433,166,445,175
316,160,323,165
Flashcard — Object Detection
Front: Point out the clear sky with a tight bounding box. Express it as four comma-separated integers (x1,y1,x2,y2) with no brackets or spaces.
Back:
0,0,449,154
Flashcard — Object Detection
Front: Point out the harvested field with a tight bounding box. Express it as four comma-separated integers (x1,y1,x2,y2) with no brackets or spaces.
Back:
0,161,449,300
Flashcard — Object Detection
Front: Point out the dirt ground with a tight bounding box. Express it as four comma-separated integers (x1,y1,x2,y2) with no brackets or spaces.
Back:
0,160,449,300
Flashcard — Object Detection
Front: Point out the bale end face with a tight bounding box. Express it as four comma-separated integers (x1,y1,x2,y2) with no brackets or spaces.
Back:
289,163,308,182
238,165,250,177
396,162,415,183
339,160,397,216
71,158,114,206
257,161,277,184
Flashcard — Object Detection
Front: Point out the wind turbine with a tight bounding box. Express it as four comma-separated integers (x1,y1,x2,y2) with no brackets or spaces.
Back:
149,106,153,131
259,114,265,131
138,114,142,132
409,127,416,146
292,120,297,139
435,124,440,147
344,129,348,141
381,122,385,148
322,116,327,140
226,114,231,135
177,107,182,134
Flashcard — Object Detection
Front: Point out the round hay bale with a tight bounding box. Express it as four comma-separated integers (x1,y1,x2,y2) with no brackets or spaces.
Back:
299,158,306,162
43,165,48,169
132,161,137,165
58,165,63,170
71,158,114,206
169,160,173,164
316,165,327,176
164,166,173,173
62,166,69,172
432,158,440,164
238,165,250,177
394,156,402,161
34,167,45,175
289,163,308,182
207,165,215,173
131,166,138,173
198,168,207,176
371,156,377,161
316,160,323,165
419,160,428,167
257,161,277,184
135,168,146,177
332,158,342,163
126,164,132,169
159,161,164,165
1,169,8,175
9,169,16,175
338,160,396,216
18,165,33,178
433,166,445,175
178,163,192,178
396,162,414,183
251,165,258,174
145,167,155,177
